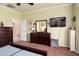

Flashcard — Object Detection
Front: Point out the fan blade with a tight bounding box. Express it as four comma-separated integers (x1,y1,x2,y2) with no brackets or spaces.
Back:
17,3,21,6
28,3,34,5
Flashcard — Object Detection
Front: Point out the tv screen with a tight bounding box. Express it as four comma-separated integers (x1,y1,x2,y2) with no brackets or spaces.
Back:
50,17,66,27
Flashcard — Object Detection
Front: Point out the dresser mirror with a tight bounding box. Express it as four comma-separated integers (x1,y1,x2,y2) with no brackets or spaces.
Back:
35,20,47,32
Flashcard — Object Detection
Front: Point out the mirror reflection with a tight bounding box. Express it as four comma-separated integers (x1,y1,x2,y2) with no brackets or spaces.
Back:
35,20,47,32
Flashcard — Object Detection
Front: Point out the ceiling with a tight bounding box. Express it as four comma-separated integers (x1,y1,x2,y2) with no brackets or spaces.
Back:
0,3,69,13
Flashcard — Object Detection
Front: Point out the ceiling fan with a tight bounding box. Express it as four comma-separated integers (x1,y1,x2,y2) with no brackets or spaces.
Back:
16,3,34,6
6,3,34,9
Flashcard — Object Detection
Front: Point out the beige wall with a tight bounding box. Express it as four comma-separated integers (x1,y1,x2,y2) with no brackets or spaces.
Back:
75,4,79,53
24,4,73,47
0,6,22,27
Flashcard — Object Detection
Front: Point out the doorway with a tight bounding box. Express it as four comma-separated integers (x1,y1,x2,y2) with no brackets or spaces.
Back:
20,20,27,41
13,19,27,42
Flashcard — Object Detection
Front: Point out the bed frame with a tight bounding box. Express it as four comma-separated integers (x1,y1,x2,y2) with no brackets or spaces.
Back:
11,44,47,56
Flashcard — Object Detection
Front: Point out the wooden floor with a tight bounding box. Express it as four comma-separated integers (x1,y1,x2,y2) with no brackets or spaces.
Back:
14,40,79,56
47,47,79,56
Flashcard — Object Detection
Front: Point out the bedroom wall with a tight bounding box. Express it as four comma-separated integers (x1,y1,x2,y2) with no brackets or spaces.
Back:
0,6,22,27
75,4,79,53
24,4,73,47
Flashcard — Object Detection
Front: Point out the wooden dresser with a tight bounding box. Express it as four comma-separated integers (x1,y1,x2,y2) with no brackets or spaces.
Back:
0,27,13,47
30,32,50,46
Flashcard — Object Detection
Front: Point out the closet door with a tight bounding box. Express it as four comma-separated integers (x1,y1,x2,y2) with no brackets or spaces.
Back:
20,20,27,41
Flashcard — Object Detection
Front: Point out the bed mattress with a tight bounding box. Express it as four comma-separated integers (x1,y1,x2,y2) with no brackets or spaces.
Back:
13,50,42,56
0,45,21,56
0,45,42,56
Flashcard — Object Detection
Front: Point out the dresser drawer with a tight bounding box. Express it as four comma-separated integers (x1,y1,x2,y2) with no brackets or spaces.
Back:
30,32,50,46
0,27,13,47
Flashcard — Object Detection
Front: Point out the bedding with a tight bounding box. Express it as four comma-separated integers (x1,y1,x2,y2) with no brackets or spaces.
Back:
13,50,42,56
0,45,21,56
0,45,42,56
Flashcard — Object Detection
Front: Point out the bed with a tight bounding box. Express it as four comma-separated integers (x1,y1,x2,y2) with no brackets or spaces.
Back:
0,45,42,56
13,50,42,56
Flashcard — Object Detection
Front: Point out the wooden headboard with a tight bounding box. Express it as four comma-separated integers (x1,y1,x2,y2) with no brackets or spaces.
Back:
0,27,13,47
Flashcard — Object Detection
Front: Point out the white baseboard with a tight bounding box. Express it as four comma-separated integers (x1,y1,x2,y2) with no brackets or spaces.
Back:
59,45,68,48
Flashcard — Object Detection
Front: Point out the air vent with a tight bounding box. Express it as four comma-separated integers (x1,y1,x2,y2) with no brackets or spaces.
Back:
6,4,15,8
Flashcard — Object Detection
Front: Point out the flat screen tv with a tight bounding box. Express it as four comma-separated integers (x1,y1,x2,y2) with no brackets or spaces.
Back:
50,17,66,27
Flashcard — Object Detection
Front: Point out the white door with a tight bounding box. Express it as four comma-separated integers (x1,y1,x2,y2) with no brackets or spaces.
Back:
20,20,27,41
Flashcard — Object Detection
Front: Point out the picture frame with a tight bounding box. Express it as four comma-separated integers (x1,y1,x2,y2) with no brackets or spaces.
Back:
49,17,66,27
